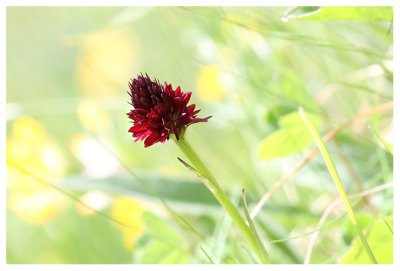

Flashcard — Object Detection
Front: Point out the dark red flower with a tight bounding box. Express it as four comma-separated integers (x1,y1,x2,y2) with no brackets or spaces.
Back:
127,74,211,147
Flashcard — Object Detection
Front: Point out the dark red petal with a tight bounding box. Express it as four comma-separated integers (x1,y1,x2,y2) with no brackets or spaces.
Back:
144,132,161,148
129,125,146,133
186,104,195,114
164,84,173,94
172,123,179,140
182,92,192,104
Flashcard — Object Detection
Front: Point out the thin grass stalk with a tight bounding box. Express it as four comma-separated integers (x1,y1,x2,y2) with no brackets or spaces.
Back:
298,108,377,264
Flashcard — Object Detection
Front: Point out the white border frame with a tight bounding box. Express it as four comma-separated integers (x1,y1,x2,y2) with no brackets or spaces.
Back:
1,1,397,271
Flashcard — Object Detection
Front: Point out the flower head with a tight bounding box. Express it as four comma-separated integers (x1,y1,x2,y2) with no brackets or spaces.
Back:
127,74,211,147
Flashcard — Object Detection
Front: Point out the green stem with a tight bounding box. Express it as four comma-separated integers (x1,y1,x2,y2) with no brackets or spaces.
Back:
299,108,377,264
174,136,268,264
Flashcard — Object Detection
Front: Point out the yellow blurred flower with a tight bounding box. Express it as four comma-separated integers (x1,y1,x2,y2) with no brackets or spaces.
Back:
7,116,66,225
77,100,111,133
7,117,47,173
196,65,225,101
76,28,138,97
111,197,145,251
8,189,65,225
11,116,47,143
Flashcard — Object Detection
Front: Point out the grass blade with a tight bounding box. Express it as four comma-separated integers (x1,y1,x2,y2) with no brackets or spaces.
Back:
241,189,269,264
369,125,393,154
298,108,378,264
199,246,215,264
381,216,393,235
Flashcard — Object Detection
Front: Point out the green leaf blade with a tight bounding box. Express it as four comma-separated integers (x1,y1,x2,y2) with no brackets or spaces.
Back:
282,7,392,21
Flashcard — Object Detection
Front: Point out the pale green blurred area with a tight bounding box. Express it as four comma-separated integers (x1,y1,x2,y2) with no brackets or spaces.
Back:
6,7,393,264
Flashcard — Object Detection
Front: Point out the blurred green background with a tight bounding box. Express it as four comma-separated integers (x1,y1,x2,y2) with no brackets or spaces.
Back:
6,7,393,264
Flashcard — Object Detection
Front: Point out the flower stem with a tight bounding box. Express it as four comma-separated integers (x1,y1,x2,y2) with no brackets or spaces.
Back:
299,108,377,264
174,137,268,264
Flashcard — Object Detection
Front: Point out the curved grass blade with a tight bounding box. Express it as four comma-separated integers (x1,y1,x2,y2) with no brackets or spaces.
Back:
299,108,377,264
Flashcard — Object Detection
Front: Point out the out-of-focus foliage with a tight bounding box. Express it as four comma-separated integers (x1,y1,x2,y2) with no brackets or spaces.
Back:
340,216,393,264
257,111,322,160
134,212,190,264
6,6,393,264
